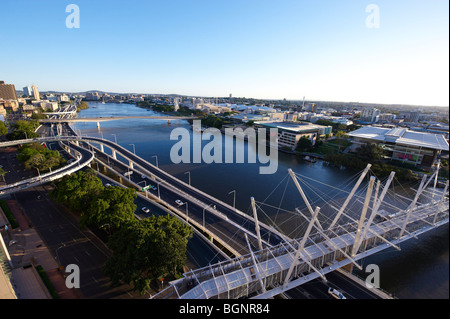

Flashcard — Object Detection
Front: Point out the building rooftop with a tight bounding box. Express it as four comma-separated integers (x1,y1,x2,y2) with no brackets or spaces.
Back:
256,121,329,133
348,126,449,151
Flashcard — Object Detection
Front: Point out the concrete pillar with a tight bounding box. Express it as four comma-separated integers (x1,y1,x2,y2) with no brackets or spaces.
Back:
112,150,117,160
97,122,100,130
129,161,134,169
100,144,104,152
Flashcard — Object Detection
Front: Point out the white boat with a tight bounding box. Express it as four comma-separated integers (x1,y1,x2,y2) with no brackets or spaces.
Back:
304,156,316,163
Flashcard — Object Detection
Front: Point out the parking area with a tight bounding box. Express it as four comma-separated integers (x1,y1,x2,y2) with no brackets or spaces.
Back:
0,147,37,186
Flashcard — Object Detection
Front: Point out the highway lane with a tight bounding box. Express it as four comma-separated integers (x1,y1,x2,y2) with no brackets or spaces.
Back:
95,174,226,269
77,135,284,252
285,270,383,299
90,147,256,256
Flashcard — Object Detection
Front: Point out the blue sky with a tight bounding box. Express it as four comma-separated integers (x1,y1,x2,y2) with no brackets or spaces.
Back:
1,0,448,106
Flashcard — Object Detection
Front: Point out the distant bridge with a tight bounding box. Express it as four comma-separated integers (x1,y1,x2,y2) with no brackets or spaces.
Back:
38,116,198,129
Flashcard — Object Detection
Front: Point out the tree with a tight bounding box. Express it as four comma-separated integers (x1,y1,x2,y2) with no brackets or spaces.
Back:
335,130,347,152
81,186,137,231
355,143,385,163
0,121,8,136
17,142,65,172
51,170,104,212
6,120,40,140
104,216,193,294
296,136,313,153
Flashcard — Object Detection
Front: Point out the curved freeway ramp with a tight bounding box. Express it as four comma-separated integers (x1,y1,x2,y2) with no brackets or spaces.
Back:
0,139,94,196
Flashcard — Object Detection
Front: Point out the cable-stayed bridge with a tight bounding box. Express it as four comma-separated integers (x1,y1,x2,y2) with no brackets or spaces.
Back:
151,164,448,299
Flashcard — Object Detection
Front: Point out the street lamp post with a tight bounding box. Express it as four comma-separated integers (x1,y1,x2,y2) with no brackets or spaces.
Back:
112,134,117,144
55,243,66,265
129,144,136,154
185,171,191,186
181,202,189,223
152,155,158,168
203,204,213,228
228,190,236,209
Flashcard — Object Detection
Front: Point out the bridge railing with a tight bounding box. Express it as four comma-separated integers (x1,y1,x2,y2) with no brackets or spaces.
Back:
152,194,449,299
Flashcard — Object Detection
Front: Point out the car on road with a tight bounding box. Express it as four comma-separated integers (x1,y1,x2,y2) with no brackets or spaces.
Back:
141,207,150,214
175,199,184,206
328,287,346,299
150,185,157,190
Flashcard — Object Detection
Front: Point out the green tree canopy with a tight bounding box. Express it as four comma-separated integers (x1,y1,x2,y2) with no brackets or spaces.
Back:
82,186,137,230
6,120,40,140
104,215,193,294
0,121,8,136
296,136,313,152
17,142,65,172
355,143,385,163
51,170,104,212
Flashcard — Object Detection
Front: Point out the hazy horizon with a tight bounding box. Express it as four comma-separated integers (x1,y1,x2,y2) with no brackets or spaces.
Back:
2,0,448,107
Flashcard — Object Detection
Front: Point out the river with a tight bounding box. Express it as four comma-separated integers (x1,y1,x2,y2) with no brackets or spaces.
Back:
72,102,448,299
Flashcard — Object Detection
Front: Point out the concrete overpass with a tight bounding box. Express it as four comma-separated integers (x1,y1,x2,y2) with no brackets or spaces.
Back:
0,139,94,196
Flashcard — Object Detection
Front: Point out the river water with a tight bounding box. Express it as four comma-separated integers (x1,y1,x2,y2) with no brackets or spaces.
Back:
72,102,448,299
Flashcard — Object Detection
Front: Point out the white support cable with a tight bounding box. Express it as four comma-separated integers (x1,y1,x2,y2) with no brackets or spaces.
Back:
288,169,324,231
399,175,427,238
208,264,221,297
219,263,231,299
338,174,375,257
329,164,372,230
278,229,327,282
355,172,395,254
245,234,266,294
190,269,208,299
296,208,363,271
251,197,264,251
284,206,322,286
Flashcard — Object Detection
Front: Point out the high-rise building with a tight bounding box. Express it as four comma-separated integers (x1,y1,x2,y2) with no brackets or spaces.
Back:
174,97,180,112
23,86,33,96
31,85,40,101
361,108,381,123
0,81,17,101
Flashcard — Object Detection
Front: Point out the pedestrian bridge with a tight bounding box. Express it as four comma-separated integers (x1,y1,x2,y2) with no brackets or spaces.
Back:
151,165,449,299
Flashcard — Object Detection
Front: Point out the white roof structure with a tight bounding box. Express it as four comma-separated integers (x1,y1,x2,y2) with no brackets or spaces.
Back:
349,126,449,151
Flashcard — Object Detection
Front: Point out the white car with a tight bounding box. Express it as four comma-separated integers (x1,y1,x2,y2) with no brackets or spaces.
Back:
328,287,346,299
175,199,184,206
141,207,150,214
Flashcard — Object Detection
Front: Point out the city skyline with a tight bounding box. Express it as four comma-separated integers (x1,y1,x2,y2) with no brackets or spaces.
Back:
0,0,448,107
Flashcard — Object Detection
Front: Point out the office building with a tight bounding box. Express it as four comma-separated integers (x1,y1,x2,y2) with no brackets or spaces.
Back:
0,81,17,101
23,86,33,97
348,126,449,167
255,121,333,151
32,85,40,101
360,108,381,123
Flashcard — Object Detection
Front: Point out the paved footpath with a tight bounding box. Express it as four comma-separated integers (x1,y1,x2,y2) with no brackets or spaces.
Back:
2,199,80,299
